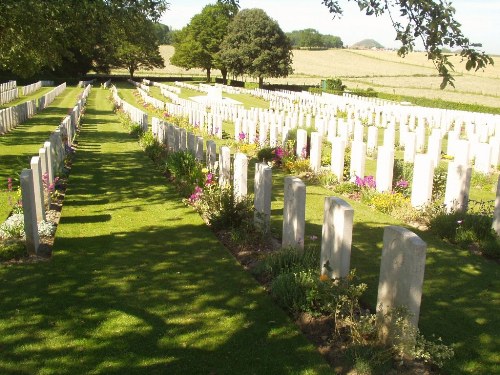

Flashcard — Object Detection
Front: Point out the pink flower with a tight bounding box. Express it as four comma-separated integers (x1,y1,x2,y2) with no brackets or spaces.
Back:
238,131,246,140
7,177,13,192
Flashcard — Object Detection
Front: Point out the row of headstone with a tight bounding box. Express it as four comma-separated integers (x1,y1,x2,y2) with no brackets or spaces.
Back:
127,78,149,93
0,80,16,93
0,99,38,134
21,81,42,96
276,172,427,343
0,88,19,105
137,87,165,110
19,84,92,255
37,83,67,110
103,79,112,89
110,85,148,132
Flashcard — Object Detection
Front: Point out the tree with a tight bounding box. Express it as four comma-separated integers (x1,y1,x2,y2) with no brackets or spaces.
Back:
170,2,237,83
321,0,494,89
0,0,168,78
219,8,293,88
111,12,165,78
154,23,172,45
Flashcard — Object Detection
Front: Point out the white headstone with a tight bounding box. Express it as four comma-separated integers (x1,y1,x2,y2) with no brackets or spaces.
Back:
320,197,354,279
377,226,427,344
20,169,40,254
254,163,272,233
282,177,306,250
233,153,248,202
410,154,434,208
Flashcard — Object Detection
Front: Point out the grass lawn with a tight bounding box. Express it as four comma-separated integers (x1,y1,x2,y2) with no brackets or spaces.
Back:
0,86,83,221
0,87,331,374
114,82,499,374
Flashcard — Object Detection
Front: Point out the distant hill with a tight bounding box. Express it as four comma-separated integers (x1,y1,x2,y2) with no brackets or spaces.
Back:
351,39,384,50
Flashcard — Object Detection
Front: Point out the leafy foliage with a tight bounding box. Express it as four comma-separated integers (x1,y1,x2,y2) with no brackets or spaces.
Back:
0,0,168,78
170,2,237,82
286,29,343,49
219,8,294,88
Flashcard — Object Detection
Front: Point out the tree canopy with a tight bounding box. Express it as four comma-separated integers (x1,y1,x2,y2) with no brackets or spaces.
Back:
321,0,494,88
287,29,343,49
170,2,237,82
0,0,168,79
219,8,293,88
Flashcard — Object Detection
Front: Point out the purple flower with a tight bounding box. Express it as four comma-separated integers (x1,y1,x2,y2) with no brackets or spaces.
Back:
396,179,409,188
7,177,12,192
355,175,376,189
206,173,214,185
239,131,246,141
275,147,284,159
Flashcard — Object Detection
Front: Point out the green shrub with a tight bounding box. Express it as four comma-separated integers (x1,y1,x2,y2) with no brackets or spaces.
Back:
363,192,410,215
324,78,346,92
193,184,254,231
139,131,164,163
256,147,275,163
255,246,319,279
165,151,204,196
333,181,359,195
0,239,27,261
270,270,313,314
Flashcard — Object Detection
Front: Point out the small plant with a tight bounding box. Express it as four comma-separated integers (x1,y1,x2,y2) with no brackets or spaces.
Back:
0,213,25,239
139,131,165,163
0,239,27,261
189,183,254,231
165,151,204,196
364,192,409,215
432,164,448,201
385,307,454,368
38,220,56,237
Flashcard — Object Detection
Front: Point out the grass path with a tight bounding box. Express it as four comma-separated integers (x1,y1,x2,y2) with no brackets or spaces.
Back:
0,88,330,374
0,87,83,221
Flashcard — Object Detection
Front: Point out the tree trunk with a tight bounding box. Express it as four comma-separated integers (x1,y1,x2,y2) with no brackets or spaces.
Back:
221,67,228,85
206,67,211,83
129,66,135,79
258,76,264,89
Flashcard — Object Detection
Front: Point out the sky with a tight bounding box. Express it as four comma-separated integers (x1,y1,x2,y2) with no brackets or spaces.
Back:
160,0,500,55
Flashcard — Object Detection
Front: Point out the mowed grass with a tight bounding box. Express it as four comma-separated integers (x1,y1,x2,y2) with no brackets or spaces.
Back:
112,83,499,374
0,88,331,374
0,86,83,221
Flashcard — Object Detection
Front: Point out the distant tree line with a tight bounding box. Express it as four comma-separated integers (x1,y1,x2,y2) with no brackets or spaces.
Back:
286,29,343,49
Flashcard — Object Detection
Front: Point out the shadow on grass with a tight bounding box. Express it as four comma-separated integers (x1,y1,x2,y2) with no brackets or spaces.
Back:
0,89,331,374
